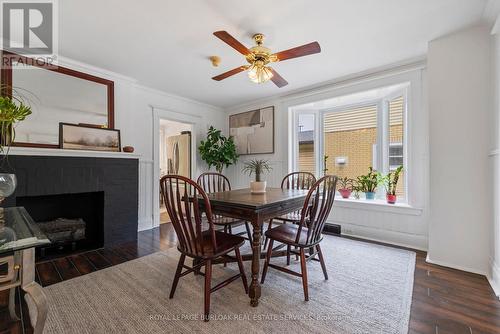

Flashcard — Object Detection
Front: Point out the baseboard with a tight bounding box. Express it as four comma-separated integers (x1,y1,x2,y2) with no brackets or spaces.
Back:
425,254,487,276
488,258,500,298
331,220,428,251
138,216,153,231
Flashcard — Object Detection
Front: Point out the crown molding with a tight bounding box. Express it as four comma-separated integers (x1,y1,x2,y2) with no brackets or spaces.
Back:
224,56,427,112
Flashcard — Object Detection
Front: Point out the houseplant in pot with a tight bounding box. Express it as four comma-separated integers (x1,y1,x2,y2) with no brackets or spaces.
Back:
337,177,355,199
242,159,272,194
380,165,403,204
356,167,379,200
198,126,238,173
0,86,33,154
0,85,33,202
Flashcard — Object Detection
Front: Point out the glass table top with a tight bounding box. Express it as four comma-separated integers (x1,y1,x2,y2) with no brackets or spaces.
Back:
0,207,50,255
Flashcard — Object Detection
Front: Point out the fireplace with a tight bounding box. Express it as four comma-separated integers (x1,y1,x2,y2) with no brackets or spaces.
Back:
1,154,139,257
17,192,105,258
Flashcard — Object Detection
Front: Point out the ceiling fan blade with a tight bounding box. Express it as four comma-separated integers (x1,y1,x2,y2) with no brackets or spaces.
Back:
273,41,321,62
213,31,251,56
212,66,247,81
270,68,288,88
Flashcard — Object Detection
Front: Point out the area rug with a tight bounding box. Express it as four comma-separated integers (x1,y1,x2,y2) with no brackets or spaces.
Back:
42,236,415,334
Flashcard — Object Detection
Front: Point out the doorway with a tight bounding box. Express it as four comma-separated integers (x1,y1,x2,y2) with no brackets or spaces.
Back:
159,119,193,224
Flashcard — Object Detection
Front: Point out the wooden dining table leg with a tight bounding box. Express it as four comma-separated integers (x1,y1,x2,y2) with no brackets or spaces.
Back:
249,217,262,307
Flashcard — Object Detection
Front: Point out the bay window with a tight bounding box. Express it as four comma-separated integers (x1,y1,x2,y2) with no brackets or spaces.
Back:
291,83,408,203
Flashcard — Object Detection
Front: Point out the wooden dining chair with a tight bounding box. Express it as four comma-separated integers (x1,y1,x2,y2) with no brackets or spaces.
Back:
197,172,253,242
160,175,248,321
261,175,338,301
263,172,316,248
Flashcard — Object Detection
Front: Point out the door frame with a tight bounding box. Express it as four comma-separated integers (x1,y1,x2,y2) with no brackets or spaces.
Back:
152,107,199,227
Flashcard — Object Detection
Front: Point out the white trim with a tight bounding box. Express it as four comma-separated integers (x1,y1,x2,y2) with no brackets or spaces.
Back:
488,258,500,297
334,198,423,216
138,84,223,114
7,146,141,159
426,254,488,276
337,223,428,251
152,107,197,228
224,57,426,112
138,217,153,232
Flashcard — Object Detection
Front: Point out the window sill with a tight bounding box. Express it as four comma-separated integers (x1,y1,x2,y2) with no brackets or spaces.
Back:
333,197,423,216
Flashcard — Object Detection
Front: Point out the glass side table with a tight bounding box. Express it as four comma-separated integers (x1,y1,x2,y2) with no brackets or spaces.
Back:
0,207,50,334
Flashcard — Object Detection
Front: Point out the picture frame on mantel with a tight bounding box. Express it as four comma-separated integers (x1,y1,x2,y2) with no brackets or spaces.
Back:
229,106,274,155
59,123,121,152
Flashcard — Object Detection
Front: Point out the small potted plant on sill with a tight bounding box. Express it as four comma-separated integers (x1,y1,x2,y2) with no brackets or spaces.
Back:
380,165,403,204
356,167,379,200
337,177,355,199
198,126,238,173
242,159,272,194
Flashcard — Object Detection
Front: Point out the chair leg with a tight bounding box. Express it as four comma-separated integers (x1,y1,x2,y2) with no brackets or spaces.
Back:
263,219,273,249
299,248,309,301
204,259,212,322
316,244,328,280
235,248,248,294
286,245,291,266
260,239,274,284
223,226,228,267
169,254,186,299
244,222,252,243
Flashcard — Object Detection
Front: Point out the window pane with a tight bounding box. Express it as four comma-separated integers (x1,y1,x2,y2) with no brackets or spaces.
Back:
323,104,377,184
389,96,405,199
297,114,315,174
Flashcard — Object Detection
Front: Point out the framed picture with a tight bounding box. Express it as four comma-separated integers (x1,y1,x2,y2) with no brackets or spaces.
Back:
229,106,274,155
59,123,121,152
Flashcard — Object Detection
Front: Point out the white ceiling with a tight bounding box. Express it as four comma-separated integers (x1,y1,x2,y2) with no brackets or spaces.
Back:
59,0,490,108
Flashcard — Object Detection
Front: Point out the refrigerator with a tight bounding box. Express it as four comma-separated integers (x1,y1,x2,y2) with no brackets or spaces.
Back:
166,131,191,178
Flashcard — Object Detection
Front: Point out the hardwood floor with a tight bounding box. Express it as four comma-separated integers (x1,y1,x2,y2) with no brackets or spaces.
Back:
1,224,499,333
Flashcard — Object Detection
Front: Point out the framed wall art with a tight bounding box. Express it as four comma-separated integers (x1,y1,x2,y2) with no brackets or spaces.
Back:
229,106,274,155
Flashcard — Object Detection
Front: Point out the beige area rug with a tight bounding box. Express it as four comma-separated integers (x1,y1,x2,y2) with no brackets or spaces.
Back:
42,236,415,334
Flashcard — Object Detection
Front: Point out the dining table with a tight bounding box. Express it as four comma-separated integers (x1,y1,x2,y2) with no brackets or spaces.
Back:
203,187,309,307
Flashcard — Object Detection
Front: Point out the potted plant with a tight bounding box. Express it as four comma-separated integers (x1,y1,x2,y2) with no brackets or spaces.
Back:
242,159,272,193
0,86,33,199
380,165,403,204
0,86,33,154
337,177,355,199
198,126,238,173
356,167,379,200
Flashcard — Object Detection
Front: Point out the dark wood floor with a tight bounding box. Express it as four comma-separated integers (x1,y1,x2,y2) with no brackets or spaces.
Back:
1,224,499,334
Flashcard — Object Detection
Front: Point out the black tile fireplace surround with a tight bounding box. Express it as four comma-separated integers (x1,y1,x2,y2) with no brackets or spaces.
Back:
1,155,139,247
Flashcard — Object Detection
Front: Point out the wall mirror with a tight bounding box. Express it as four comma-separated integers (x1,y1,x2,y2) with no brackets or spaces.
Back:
1,52,114,148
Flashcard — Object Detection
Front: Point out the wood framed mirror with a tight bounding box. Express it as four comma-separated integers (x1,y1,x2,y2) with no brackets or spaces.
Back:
0,51,114,149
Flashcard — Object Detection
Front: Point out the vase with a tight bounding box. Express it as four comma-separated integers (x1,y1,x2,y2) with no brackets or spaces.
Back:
338,188,352,199
386,194,397,204
0,123,14,148
365,191,375,200
0,173,16,200
250,181,267,194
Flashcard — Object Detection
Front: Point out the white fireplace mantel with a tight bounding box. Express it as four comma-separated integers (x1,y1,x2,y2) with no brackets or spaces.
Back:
5,147,141,159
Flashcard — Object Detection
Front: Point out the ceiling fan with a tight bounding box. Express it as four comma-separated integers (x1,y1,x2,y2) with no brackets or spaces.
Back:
212,31,321,88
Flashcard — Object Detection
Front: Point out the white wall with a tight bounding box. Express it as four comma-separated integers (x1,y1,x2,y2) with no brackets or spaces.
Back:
490,20,500,295
225,61,429,250
427,25,492,275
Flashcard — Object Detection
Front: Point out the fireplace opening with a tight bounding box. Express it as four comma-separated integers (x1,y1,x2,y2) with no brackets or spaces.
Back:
16,192,104,259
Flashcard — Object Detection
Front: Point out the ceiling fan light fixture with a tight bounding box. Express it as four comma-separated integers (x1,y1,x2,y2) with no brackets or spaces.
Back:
247,63,273,84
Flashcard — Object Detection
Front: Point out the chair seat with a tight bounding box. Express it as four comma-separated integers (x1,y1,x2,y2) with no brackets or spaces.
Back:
183,230,246,258
202,215,245,226
273,211,301,224
265,224,321,247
